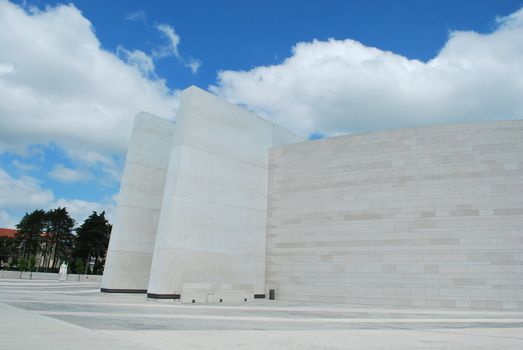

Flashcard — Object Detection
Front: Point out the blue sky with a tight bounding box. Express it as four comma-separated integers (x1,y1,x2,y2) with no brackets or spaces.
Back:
1,0,523,228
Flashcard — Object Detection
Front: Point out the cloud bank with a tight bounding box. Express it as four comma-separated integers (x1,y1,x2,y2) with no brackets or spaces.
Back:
0,168,114,226
0,0,180,227
211,8,523,137
0,0,179,156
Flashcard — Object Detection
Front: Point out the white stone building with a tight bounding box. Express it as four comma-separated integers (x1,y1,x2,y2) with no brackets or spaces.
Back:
102,86,523,310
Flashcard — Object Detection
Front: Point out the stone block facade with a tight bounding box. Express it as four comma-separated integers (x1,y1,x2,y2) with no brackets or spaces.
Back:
266,121,523,310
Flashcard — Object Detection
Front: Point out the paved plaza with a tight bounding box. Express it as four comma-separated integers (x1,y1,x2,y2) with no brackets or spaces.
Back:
1,278,523,349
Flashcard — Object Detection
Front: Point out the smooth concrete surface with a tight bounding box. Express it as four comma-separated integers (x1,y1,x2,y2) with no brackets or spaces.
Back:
267,120,523,310
102,112,176,291
2,279,523,349
146,86,303,299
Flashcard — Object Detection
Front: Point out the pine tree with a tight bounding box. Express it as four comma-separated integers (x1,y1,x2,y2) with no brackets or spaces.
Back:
46,207,75,269
73,211,111,274
16,209,46,259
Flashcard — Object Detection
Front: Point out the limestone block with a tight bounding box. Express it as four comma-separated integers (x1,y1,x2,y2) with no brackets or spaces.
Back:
102,112,176,291
146,86,303,299
266,120,523,310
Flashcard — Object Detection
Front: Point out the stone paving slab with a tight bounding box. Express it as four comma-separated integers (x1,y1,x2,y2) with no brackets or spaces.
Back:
2,279,523,349
99,329,523,350
0,302,152,350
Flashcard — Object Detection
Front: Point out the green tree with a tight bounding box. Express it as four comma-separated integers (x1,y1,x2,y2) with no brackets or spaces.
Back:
28,256,36,272
0,236,17,267
17,257,26,271
73,211,111,275
72,258,85,274
16,209,46,259
46,207,75,270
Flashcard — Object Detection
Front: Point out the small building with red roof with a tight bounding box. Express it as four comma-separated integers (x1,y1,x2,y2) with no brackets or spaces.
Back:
0,228,17,267
0,228,17,239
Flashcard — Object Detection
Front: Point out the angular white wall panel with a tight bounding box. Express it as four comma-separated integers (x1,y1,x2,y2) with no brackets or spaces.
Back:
146,86,303,299
102,112,175,292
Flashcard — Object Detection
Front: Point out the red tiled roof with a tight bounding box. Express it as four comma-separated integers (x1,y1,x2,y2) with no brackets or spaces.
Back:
0,228,17,238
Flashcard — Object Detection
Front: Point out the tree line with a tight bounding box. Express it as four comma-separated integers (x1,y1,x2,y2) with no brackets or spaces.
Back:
0,208,111,275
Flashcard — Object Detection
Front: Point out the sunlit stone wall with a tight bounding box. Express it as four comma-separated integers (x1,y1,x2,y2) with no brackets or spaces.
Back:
102,112,175,292
266,120,523,310
145,87,303,300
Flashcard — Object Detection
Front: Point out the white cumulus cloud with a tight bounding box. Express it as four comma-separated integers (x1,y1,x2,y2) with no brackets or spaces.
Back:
0,169,54,209
54,197,115,225
0,0,179,157
48,164,91,183
116,46,156,78
0,169,114,227
0,210,17,229
211,8,523,137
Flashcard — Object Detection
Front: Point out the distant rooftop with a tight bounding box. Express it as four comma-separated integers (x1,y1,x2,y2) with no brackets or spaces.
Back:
0,228,16,238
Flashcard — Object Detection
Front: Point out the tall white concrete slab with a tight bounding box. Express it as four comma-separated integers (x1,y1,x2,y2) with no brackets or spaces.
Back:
266,120,523,310
146,86,303,300
102,112,175,292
